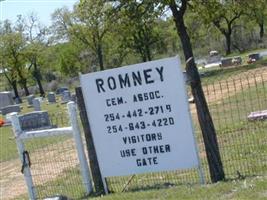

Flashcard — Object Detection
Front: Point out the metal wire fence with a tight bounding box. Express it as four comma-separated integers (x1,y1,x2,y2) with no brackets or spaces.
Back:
106,65,267,192
0,64,266,199
0,108,89,200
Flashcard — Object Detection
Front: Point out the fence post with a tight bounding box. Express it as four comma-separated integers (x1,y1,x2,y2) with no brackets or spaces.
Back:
75,87,106,194
67,102,93,195
10,113,37,200
186,57,225,182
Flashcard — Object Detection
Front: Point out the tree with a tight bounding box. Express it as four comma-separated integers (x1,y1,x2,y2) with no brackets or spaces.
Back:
0,20,22,101
51,1,112,71
74,0,113,70
0,21,29,97
113,2,164,62
110,0,225,183
245,0,267,40
51,2,112,71
191,0,244,55
51,6,74,42
57,42,84,77
23,13,50,96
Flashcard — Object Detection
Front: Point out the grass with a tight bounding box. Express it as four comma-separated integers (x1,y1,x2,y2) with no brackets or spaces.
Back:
88,176,267,200
13,166,87,200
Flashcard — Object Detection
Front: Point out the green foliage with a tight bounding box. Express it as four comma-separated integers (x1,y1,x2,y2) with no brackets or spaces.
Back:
58,43,82,77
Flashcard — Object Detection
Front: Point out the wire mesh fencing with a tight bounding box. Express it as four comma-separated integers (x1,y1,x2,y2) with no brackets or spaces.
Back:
105,65,267,192
23,133,85,199
199,65,267,179
0,108,89,200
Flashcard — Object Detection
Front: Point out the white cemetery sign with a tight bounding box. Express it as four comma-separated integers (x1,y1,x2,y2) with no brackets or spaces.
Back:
80,57,199,177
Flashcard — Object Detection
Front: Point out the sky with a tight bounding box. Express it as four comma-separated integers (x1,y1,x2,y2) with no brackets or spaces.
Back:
0,0,77,26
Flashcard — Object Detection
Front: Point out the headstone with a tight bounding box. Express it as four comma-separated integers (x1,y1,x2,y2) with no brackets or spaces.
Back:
19,111,53,131
1,105,21,115
56,87,69,95
248,53,261,61
44,195,71,200
248,110,267,121
5,112,18,126
14,97,21,104
232,56,242,65
221,58,233,67
47,92,56,103
206,50,221,64
61,90,71,104
32,98,41,111
0,91,14,109
27,95,35,106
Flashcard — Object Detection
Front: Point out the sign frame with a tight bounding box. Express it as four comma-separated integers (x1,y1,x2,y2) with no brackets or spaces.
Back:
80,57,205,193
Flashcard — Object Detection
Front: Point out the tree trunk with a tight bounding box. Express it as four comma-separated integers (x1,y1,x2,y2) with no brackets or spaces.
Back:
97,43,104,71
33,63,45,97
36,78,45,97
145,44,152,61
225,33,231,55
169,0,225,183
259,22,264,40
20,79,30,96
171,15,193,60
11,81,22,103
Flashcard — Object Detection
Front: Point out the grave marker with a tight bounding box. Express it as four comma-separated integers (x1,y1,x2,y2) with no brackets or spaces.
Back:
32,98,41,111
0,91,14,109
61,91,71,104
19,111,53,131
27,95,35,106
1,105,21,115
47,92,56,103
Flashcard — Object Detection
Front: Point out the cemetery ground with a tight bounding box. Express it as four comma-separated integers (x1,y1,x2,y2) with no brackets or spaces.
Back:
0,59,267,199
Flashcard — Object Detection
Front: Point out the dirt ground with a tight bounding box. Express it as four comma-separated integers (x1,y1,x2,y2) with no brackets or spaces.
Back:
1,67,266,200
0,139,80,200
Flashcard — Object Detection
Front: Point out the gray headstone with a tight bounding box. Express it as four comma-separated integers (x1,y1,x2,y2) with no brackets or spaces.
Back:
221,58,233,67
61,90,71,103
0,91,14,109
27,95,35,105
32,98,41,111
248,53,261,61
47,92,56,103
1,105,21,115
14,97,21,104
19,111,53,131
